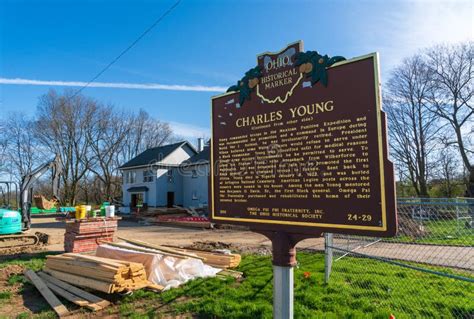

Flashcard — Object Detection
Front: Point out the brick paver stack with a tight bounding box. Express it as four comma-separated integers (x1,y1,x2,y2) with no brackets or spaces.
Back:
63,217,121,253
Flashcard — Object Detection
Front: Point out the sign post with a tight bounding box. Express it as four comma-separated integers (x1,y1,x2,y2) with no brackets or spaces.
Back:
210,41,397,318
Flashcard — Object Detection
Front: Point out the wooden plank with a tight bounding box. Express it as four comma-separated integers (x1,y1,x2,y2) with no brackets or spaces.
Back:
146,283,165,292
46,256,120,272
45,264,122,283
24,269,69,317
117,237,205,260
44,268,113,293
45,260,122,281
42,280,102,311
104,242,187,259
62,253,124,268
38,272,110,308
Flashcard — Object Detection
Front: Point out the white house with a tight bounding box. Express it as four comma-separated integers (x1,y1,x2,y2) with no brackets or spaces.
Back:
119,139,210,213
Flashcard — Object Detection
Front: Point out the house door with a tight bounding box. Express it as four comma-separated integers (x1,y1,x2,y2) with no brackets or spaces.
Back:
167,192,174,208
131,193,144,208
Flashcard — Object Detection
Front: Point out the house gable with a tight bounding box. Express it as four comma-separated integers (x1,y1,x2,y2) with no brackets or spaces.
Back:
119,141,197,170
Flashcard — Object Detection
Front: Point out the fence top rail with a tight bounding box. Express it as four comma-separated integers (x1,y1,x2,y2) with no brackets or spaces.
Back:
398,197,474,201
397,201,474,206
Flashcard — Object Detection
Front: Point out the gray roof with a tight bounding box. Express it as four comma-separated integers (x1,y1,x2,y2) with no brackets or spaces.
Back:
182,146,210,166
127,186,149,192
119,141,194,169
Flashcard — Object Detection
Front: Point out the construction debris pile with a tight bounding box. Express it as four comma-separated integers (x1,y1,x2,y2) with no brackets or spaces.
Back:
63,217,120,253
25,238,242,315
44,253,158,293
96,238,226,289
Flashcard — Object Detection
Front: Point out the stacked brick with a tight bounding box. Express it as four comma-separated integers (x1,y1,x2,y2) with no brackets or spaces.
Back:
64,217,120,253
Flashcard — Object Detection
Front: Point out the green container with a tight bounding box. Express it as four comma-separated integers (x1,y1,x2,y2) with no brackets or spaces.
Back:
0,209,22,235
30,207,57,214
100,202,110,217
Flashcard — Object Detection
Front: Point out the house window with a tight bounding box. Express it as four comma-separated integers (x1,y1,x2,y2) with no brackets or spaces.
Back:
143,169,154,183
192,169,197,178
125,171,136,184
167,169,173,183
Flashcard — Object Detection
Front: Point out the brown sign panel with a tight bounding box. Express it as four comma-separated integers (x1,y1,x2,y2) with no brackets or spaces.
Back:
210,41,397,237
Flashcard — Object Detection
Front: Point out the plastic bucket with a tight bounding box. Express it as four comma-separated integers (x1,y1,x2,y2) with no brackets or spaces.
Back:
75,205,87,219
106,205,115,217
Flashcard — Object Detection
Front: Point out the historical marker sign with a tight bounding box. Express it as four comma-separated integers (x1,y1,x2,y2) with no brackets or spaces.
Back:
210,41,397,237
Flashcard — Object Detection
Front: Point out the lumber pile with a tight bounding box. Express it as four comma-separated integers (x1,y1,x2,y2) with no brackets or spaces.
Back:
24,269,110,315
63,217,120,253
44,253,162,293
163,245,241,268
117,237,241,268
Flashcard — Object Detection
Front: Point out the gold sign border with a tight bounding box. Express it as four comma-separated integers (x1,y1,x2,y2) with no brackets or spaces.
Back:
210,51,387,232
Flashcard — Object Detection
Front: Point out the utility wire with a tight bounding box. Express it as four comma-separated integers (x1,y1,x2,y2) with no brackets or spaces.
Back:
72,0,182,98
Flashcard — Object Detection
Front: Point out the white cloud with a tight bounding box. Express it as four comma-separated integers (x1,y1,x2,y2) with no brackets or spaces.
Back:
169,121,210,140
358,1,473,78
0,77,226,93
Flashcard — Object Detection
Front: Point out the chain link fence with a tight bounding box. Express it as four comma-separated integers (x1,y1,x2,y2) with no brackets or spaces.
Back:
325,198,474,318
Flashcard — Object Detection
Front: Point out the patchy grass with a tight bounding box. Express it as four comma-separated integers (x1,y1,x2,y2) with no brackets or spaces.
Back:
1,252,473,318
0,292,11,301
0,252,51,271
8,274,26,286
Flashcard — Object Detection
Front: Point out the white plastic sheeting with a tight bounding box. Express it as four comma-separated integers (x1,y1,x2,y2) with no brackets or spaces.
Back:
96,243,220,290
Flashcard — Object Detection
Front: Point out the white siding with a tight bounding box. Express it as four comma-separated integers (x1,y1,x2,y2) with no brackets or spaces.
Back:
161,144,195,164
182,164,209,208
121,143,202,210
121,168,157,207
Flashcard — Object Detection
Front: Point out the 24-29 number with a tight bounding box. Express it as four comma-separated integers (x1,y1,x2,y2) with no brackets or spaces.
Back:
347,214,372,222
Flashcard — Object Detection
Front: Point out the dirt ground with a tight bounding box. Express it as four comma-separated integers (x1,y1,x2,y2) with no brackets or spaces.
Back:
26,215,325,253
0,215,324,318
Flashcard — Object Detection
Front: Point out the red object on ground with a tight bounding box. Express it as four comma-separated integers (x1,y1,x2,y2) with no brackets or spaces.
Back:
389,314,396,319
63,218,119,253
158,216,210,222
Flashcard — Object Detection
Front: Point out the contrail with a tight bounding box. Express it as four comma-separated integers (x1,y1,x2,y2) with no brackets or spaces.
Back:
0,77,227,93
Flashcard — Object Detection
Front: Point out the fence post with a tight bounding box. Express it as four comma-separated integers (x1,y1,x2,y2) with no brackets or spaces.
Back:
456,198,459,235
324,233,333,284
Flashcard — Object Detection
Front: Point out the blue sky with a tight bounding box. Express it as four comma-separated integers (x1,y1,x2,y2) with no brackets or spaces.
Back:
0,0,472,139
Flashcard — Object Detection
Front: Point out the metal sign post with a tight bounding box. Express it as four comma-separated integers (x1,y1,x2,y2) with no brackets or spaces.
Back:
258,231,314,319
273,265,293,319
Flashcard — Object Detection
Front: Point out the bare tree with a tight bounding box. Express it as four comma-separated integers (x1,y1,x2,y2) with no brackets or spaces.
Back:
86,106,173,203
35,90,97,205
386,55,441,197
0,121,8,175
0,113,43,180
426,42,474,196
87,106,131,202
119,109,173,163
436,139,461,197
